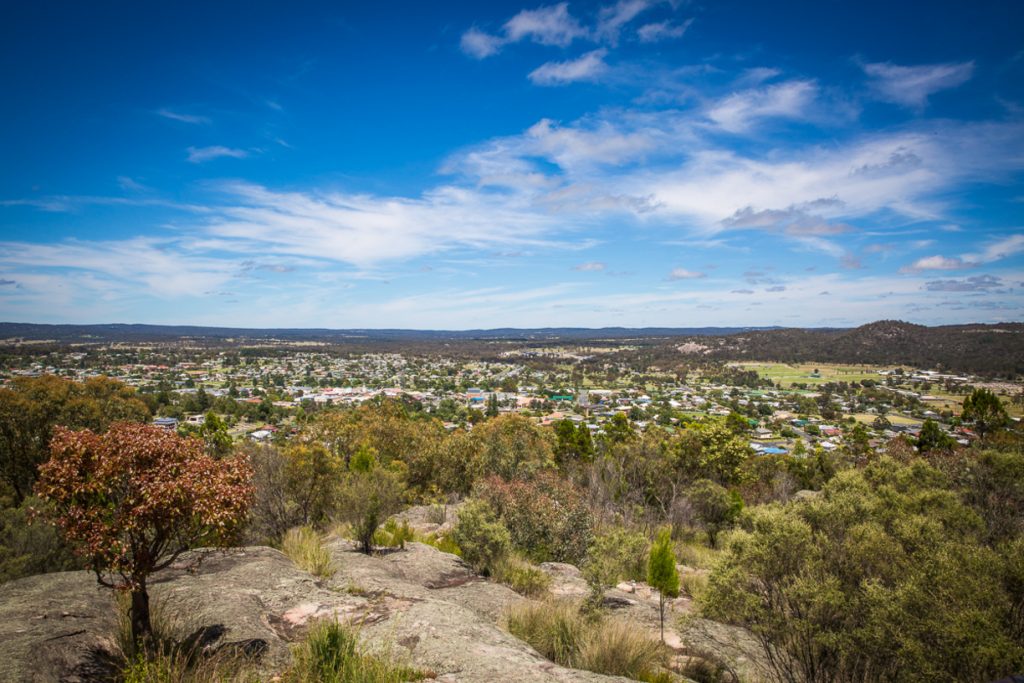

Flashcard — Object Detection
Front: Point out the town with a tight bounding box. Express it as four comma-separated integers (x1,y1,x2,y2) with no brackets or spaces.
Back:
4,336,1021,456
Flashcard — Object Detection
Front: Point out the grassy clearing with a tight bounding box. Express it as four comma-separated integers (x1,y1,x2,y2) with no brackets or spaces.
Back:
282,620,428,683
504,599,667,681
282,526,336,579
733,362,894,387
850,412,922,427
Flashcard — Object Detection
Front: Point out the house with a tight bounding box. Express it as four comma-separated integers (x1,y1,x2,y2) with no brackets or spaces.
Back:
153,417,178,430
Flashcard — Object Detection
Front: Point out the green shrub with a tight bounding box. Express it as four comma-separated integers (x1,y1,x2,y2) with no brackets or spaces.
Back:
702,457,1024,682
674,541,721,570
686,479,742,548
0,496,81,582
582,527,648,605
373,518,414,549
336,466,405,554
282,526,335,579
450,499,510,573
283,619,427,683
476,473,593,564
492,554,552,597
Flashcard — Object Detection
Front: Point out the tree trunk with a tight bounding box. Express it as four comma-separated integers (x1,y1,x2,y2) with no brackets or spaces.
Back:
659,593,665,643
130,583,153,649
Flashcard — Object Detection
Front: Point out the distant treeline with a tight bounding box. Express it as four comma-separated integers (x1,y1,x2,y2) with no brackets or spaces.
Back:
2,319,1022,376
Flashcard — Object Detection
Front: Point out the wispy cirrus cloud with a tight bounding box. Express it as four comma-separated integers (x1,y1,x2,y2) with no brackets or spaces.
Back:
186,146,249,163
705,80,819,132
862,60,974,109
596,0,656,45
573,261,607,271
156,108,210,125
529,49,609,86
636,18,691,43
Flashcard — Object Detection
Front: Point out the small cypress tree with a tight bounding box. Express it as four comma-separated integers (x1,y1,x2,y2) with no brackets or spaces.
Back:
647,528,680,643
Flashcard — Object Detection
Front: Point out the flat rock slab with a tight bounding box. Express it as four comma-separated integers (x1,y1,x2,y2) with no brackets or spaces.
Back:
0,543,632,682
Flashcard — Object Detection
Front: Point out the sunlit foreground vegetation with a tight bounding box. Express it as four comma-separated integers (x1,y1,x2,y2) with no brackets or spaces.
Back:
1,374,1022,681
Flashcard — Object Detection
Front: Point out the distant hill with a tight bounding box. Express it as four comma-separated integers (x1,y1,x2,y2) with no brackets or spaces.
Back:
0,322,779,343
677,320,1024,376
1,320,1021,375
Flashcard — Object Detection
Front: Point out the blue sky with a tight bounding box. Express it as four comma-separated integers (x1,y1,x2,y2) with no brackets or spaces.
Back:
1,0,1022,328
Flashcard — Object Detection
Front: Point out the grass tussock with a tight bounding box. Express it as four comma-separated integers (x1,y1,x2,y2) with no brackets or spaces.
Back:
119,650,254,683
491,554,552,598
116,592,178,662
505,599,589,666
504,598,666,680
282,619,428,683
416,531,462,557
114,594,257,683
282,526,336,579
373,518,415,549
576,618,665,679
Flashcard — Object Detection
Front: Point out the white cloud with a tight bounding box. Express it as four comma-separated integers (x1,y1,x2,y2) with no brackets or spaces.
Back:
573,261,607,271
186,146,249,163
706,80,818,132
668,267,706,280
636,18,691,43
200,181,572,269
902,234,1024,272
529,49,609,86
505,2,587,47
461,1,675,59
156,108,210,125
862,60,974,109
0,237,234,298
596,0,654,44
460,27,506,59
901,255,971,272
971,233,1024,262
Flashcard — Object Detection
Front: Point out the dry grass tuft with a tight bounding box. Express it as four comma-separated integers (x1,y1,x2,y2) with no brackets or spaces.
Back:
282,526,336,579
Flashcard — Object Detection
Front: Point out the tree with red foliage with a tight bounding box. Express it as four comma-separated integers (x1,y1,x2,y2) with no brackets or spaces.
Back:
35,422,254,647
